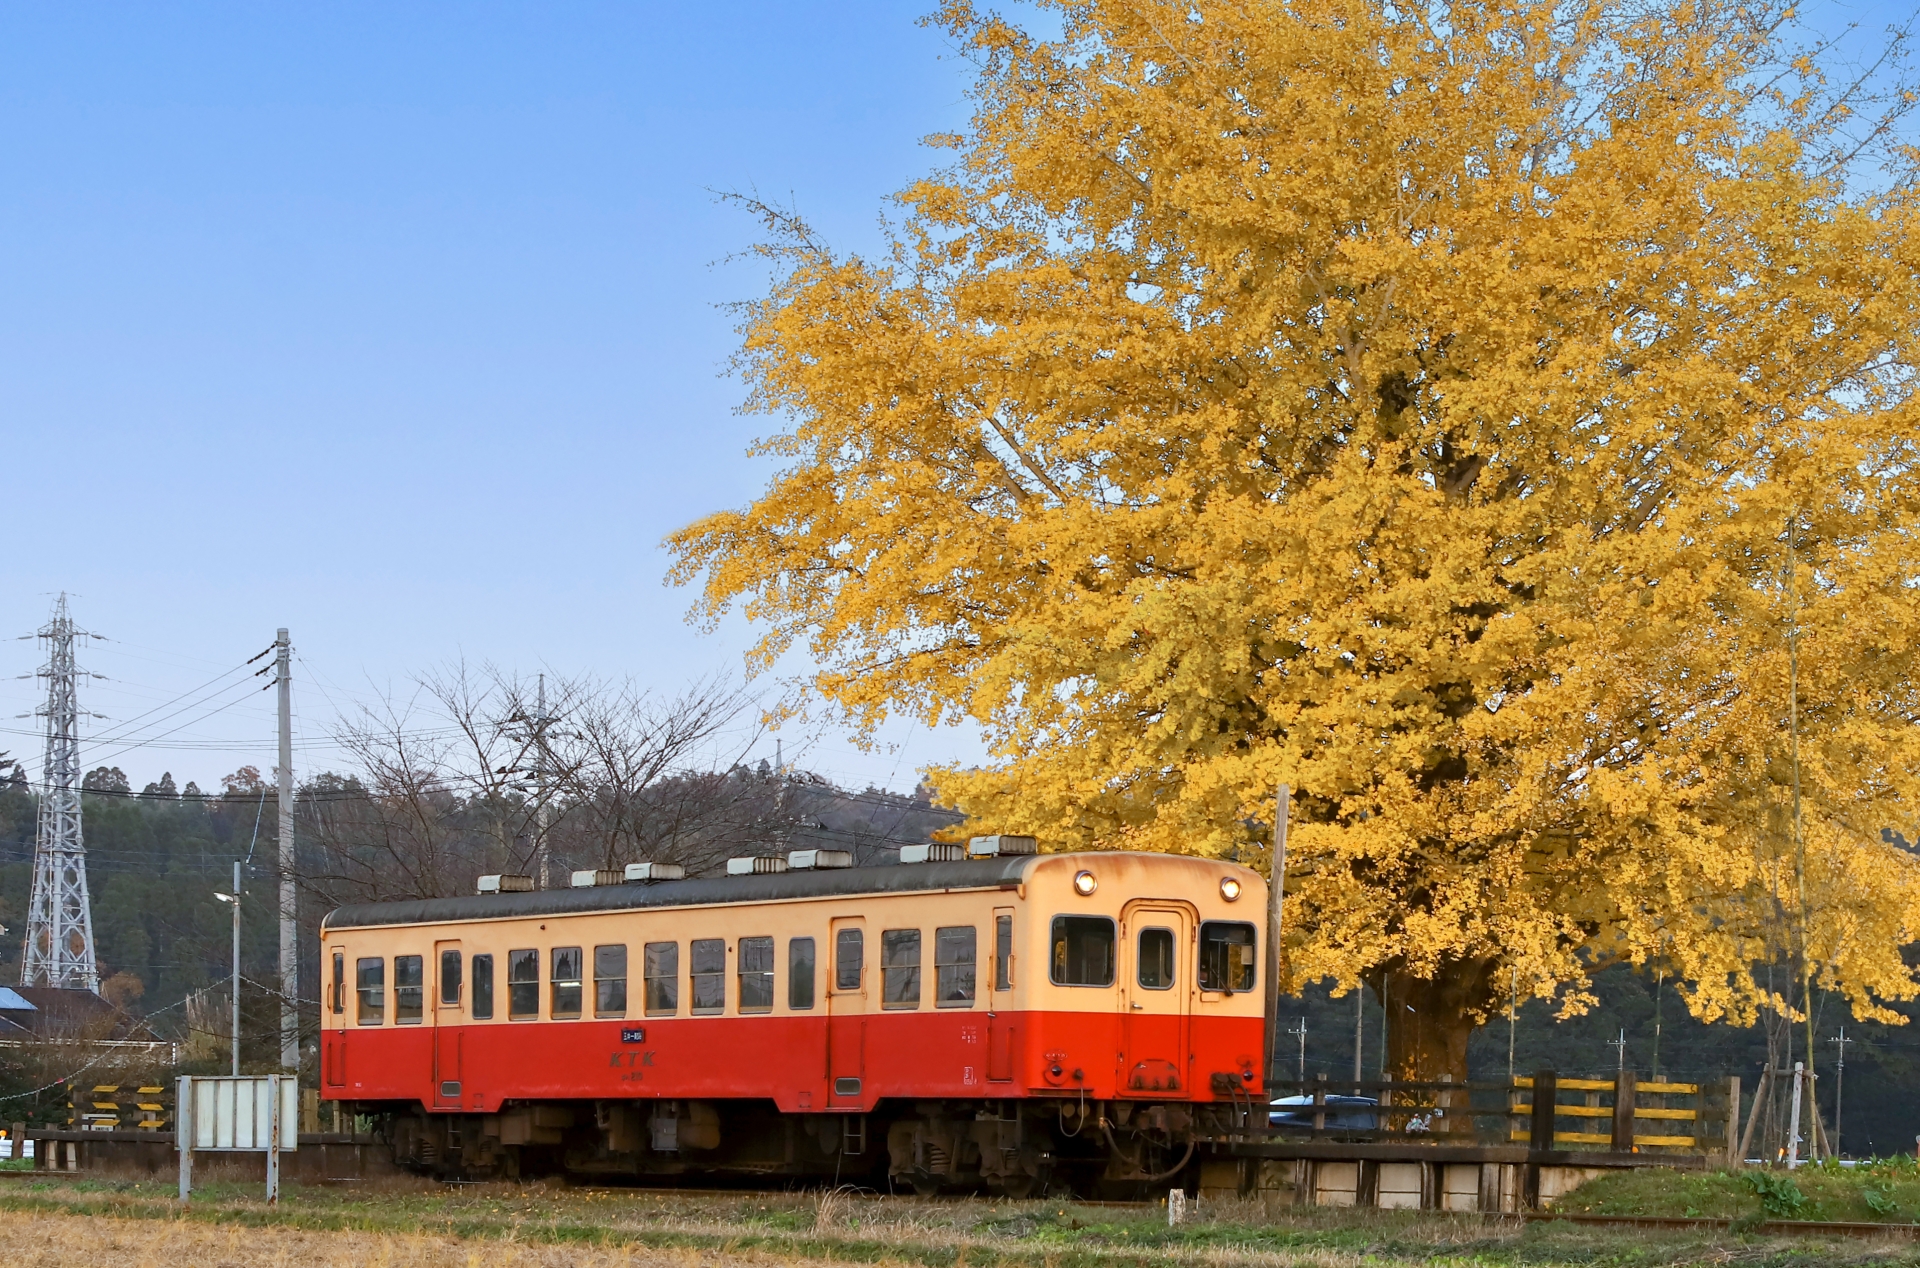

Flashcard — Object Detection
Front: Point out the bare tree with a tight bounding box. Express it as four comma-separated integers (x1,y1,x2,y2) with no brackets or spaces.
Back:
297,665,796,907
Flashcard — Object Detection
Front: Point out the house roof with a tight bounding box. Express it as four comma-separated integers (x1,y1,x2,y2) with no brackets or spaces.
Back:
0,986,36,1011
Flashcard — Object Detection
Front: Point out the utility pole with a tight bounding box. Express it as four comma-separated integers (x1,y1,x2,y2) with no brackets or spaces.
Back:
1608,1029,1627,1074
275,629,296,1072
1288,1016,1308,1086
21,595,98,992
1829,1026,1851,1156
1352,989,1364,1089
533,674,551,888
1652,970,1665,1082
215,863,242,1075
1507,966,1518,1081
1263,784,1289,1092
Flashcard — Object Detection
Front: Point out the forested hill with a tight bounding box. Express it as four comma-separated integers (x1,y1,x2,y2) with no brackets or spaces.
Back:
0,765,959,1052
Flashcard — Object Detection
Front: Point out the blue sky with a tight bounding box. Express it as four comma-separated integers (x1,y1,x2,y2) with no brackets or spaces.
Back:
0,2,984,791
0,0,1910,794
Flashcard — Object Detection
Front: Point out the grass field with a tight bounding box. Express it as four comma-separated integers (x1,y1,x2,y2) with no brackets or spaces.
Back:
2,1176,1920,1267
1565,1159,1920,1224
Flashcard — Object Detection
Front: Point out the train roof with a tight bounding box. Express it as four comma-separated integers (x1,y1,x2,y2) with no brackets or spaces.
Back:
322,854,1044,932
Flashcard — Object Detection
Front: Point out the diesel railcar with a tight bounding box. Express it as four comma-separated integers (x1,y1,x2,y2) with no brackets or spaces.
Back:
319,846,1266,1194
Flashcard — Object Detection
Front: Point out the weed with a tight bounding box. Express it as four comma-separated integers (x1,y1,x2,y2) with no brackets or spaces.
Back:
1743,1170,1810,1219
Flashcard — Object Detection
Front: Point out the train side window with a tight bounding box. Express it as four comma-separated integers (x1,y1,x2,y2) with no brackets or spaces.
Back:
355,957,385,1024
644,942,679,1014
508,949,540,1019
788,937,816,1009
691,939,725,1013
395,955,424,1023
738,937,774,1012
331,952,345,1014
440,949,463,1007
936,926,976,1006
835,929,863,991
1138,927,1176,990
1049,916,1116,987
881,929,921,1008
594,944,627,1017
1199,921,1257,993
472,954,495,1019
994,915,1013,992
551,946,584,1018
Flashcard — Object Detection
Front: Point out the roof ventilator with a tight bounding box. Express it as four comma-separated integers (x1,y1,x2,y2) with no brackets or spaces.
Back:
571,869,625,888
624,861,686,882
899,843,966,864
476,874,534,894
787,848,853,870
727,855,789,876
968,835,1038,858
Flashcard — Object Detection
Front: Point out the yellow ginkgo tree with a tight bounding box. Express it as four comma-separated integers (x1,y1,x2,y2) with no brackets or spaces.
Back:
670,0,1920,1079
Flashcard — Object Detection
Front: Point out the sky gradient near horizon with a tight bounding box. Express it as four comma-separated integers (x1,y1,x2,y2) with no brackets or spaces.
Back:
1,0,1912,795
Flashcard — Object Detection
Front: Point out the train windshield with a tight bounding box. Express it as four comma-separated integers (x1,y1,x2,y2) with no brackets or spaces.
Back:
1199,921,1257,993
1049,916,1115,986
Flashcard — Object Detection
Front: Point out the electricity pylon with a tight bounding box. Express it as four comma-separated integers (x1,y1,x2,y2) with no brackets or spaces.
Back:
21,595,99,991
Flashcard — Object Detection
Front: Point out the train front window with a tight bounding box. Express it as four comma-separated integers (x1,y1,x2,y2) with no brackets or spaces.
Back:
471,954,495,1019
1049,916,1116,987
738,936,774,1012
508,948,539,1019
835,929,862,991
789,937,816,1009
644,942,679,1014
355,957,385,1024
394,955,424,1023
440,950,462,1007
551,946,584,1018
881,929,921,1007
1199,921,1257,993
331,952,345,1014
935,926,976,1006
1138,927,1175,990
691,938,725,1013
594,944,627,1017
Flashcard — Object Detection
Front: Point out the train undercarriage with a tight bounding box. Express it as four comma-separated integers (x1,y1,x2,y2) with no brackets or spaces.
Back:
359,1095,1254,1196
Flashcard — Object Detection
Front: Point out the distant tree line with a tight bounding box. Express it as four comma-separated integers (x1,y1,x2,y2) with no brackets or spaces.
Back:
0,666,957,1108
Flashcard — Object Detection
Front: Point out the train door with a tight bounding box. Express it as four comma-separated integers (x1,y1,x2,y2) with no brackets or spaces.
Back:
1119,902,1193,1098
986,906,1015,1082
324,943,348,1090
827,916,867,1106
432,940,463,1109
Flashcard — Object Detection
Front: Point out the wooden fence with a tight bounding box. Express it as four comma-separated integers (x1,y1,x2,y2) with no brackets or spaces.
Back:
1260,1070,1737,1160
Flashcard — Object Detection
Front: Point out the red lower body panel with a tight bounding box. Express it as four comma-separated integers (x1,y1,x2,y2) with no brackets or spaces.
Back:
324,1010,1261,1112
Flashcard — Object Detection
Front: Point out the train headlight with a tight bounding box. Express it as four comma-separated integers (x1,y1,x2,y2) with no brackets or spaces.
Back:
1220,876,1243,902
1072,869,1098,897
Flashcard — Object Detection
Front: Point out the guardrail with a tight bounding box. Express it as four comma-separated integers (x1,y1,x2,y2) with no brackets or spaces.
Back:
67,1084,169,1131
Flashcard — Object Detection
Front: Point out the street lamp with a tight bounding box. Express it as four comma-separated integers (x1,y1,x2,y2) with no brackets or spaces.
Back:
213,860,240,1076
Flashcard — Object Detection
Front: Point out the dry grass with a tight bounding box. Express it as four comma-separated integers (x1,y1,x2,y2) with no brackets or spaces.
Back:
0,1207,867,1268
1,1177,1916,1267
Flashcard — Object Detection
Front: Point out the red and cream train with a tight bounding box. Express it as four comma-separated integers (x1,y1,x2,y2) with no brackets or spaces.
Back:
319,841,1266,1193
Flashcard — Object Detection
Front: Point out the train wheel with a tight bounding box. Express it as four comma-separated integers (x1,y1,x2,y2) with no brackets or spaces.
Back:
988,1173,1039,1200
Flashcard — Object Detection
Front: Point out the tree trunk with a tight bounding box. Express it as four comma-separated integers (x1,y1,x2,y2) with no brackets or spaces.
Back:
1378,960,1493,1085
